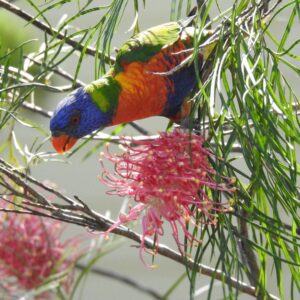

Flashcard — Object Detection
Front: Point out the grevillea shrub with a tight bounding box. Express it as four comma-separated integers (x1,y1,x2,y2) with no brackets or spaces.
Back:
0,208,80,298
100,130,235,255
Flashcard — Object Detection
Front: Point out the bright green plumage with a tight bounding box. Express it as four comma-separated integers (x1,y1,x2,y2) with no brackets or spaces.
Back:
85,75,121,114
114,16,195,72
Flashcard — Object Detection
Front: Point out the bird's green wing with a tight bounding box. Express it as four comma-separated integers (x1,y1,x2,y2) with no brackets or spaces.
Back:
114,17,195,72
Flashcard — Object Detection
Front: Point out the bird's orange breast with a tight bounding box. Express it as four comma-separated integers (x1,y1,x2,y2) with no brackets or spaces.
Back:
112,40,190,125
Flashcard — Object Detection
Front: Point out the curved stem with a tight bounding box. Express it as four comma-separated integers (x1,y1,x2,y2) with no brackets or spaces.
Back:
75,263,163,300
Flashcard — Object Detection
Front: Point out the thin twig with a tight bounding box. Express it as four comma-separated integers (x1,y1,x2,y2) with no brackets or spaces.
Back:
0,158,80,207
21,101,53,118
24,56,86,88
128,122,150,135
263,0,283,18
0,65,34,82
0,82,72,93
237,209,263,298
76,263,163,300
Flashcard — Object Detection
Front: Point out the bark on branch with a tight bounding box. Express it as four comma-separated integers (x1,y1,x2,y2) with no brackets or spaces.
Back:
0,158,279,300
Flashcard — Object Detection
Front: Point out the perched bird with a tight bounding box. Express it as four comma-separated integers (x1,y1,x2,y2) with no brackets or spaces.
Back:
50,16,214,153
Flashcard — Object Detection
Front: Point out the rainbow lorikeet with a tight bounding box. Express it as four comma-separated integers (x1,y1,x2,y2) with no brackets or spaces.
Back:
50,16,214,153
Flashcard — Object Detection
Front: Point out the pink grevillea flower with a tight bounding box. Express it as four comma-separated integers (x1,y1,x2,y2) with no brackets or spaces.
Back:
100,129,235,253
0,211,79,298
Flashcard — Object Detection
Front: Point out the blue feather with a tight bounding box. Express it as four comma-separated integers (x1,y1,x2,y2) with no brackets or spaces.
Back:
50,87,112,138
162,63,197,117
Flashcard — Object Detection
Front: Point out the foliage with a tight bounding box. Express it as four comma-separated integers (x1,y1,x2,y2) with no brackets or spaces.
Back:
0,0,299,299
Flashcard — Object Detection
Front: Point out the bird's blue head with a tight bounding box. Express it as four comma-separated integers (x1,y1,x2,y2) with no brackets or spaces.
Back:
50,87,112,153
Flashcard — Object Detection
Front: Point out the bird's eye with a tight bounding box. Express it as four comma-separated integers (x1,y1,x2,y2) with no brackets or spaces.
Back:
71,115,80,125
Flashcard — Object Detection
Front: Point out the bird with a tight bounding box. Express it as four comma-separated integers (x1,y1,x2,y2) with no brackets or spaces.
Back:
50,15,214,153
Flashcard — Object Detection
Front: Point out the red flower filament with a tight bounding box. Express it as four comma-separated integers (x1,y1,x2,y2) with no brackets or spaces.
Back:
0,211,79,297
100,130,235,253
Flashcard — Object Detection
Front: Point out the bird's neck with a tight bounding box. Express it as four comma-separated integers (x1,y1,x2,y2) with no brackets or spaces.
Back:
84,73,121,116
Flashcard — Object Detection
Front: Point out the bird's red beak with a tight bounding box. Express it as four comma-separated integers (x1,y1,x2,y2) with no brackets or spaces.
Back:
51,134,78,154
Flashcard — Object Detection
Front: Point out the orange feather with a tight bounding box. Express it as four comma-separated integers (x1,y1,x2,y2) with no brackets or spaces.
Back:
112,40,190,125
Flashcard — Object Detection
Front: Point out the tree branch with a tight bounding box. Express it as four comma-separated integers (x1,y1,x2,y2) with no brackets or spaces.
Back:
0,158,279,300
76,263,163,300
